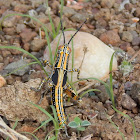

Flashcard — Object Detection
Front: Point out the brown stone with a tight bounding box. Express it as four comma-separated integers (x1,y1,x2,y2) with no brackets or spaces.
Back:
120,42,131,51
30,38,47,52
3,28,16,35
132,37,140,46
126,46,135,56
14,4,31,13
0,75,6,88
99,30,120,45
1,50,11,57
20,28,37,43
23,43,30,51
134,7,140,18
121,93,137,110
122,31,133,42
100,0,115,8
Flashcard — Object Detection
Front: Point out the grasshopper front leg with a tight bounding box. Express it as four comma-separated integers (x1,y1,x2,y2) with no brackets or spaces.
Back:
42,59,53,68
67,68,81,80
31,59,53,92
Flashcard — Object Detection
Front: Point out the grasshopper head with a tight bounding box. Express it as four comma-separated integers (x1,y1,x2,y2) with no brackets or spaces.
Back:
58,44,71,55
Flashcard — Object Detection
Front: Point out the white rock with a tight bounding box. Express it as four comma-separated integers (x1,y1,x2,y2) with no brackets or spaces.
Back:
44,31,118,84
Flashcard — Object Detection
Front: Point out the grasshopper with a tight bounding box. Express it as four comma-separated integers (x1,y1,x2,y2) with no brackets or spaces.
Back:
31,14,87,132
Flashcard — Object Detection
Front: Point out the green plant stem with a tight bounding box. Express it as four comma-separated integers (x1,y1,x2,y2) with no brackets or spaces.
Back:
45,129,56,140
46,0,56,38
109,52,116,107
112,106,137,140
107,116,125,140
32,119,52,133
53,33,62,61
77,130,80,139
31,103,59,140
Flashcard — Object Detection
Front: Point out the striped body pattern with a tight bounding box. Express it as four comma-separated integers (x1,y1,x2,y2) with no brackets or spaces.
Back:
34,44,80,127
31,18,87,129
51,45,71,126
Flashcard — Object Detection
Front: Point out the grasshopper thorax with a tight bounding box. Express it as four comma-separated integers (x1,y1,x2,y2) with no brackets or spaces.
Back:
55,44,71,70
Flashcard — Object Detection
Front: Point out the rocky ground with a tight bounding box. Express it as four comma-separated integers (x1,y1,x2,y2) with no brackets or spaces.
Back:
0,0,140,140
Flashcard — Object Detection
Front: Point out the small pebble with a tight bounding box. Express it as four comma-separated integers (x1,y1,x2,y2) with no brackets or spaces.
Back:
30,38,47,52
93,28,106,37
131,17,139,24
132,37,140,46
95,85,110,103
122,31,133,42
129,82,140,106
100,0,115,8
125,125,133,134
134,7,140,18
121,93,137,110
95,19,107,28
132,107,138,114
16,24,26,33
0,55,3,63
23,43,30,51
126,46,135,56
14,4,30,13
99,30,120,45
124,81,133,91
0,63,4,71
1,50,11,57
120,42,131,52
63,6,76,17
70,13,88,23
94,8,111,21
20,28,37,43
109,20,124,33
107,108,115,116
3,28,16,35
0,75,6,87
2,15,17,28
36,5,47,13
6,75,15,85
30,0,46,8
133,46,139,51
10,43,22,55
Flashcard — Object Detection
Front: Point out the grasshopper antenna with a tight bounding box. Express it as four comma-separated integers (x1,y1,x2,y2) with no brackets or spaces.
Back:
59,11,65,44
67,18,88,45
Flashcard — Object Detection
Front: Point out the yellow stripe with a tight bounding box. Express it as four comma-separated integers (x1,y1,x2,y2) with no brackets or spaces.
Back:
63,53,68,70
57,52,63,67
